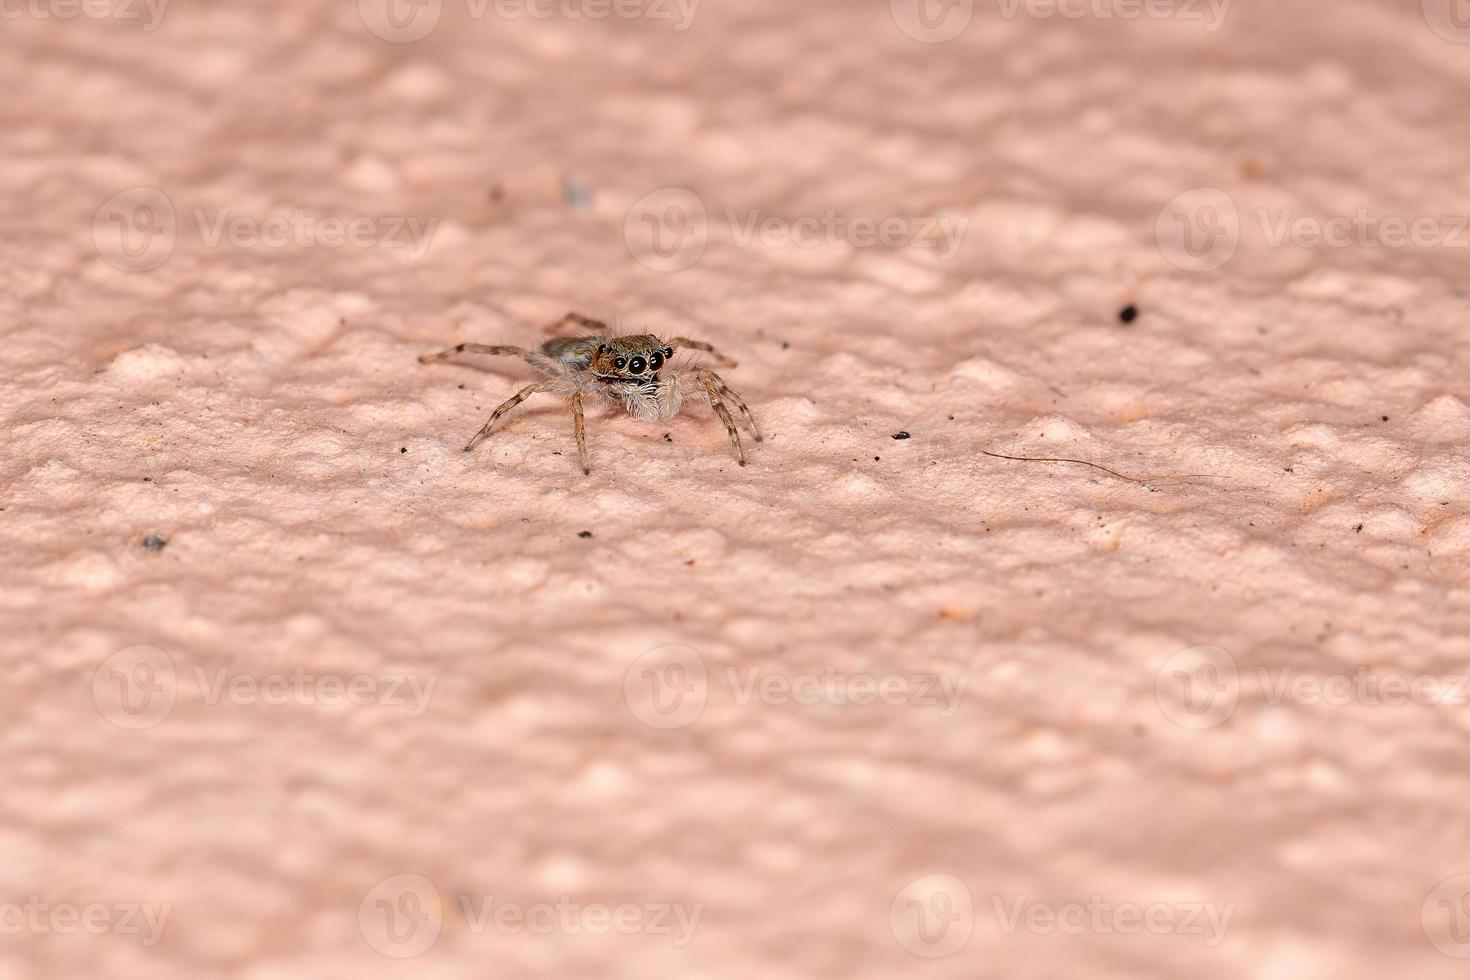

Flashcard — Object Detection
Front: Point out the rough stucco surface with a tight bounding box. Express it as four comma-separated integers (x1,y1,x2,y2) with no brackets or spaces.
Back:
4,0,1470,976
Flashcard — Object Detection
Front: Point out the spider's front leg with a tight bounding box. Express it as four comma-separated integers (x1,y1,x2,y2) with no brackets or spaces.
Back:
571,389,591,475
684,369,761,466
464,380,561,452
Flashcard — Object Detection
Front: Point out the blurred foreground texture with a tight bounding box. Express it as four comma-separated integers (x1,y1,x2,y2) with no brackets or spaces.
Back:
3,0,1470,976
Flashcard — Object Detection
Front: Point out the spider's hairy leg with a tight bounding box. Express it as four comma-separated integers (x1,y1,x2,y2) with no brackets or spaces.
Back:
464,380,561,452
688,372,747,465
419,343,563,376
543,311,610,337
668,337,737,367
695,368,762,442
419,343,526,364
571,389,591,475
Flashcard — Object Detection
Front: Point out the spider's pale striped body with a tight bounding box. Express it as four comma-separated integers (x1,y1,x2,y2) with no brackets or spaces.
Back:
420,312,761,475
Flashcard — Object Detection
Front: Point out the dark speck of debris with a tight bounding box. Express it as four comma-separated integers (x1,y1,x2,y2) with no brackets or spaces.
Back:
947,415,955,421
892,431,911,440
400,447,407,454
143,477,151,482
1118,304,1139,324
664,433,673,443
780,340,790,349
874,456,881,461
1354,523,1364,533
142,535,168,551
1381,415,1389,422
563,178,593,210
578,530,594,539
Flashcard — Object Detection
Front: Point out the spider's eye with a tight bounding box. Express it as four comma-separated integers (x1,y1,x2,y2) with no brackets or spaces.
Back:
598,344,607,353
664,347,673,358
629,356,646,374
649,352,663,370
613,357,626,369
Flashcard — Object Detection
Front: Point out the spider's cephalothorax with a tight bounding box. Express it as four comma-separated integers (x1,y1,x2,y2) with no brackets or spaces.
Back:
419,312,762,475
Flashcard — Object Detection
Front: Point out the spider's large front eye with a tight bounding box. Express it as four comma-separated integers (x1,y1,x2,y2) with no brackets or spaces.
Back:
629,356,647,374
614,357,626,369
649,352,663,370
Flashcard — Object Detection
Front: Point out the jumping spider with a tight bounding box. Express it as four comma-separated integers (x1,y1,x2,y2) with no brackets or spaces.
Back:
419,312,762,475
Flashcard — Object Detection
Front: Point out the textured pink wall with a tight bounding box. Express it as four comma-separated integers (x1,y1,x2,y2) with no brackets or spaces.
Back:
4,0,1470,976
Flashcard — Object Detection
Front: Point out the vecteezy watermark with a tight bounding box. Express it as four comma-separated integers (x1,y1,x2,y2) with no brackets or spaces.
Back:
93,188,177,273
195,666,437,717
1424,0,1470,43
0,0,168,31
991,895,1233,947
889,877,1232,956
358,874,701,958
92,647,439,728
623,646,969,730
359,0,699,43
1257,668,1470,709
0,898,172,947
1424,874,1470,958
1154,645,1239,730
93,187,439,272
890,0,1228,42
93,645,177,730
1155,645,1470,730
1157,187,1470,272
624,187,969,272
890,874,974,958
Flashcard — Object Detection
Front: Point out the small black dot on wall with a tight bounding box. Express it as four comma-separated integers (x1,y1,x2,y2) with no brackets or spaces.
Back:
892,431,911,440
1118,304,1139,324
578,530,594,539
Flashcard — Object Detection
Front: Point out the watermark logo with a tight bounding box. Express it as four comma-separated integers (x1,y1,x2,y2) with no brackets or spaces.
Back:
890,874,974,958
1158,187,1470,271
624,188,709,272
624,648,969,730
623,645,709,729
996,0,1229,30
195,666,437,717
893,0,1228,40
0,0,169,31
1255,209,1470,251
625,188,969,272
94,187,177,273
891,0,974,42
92,188,440,270
458,895,701,946
992,894,1232,946
360,0,442,41
92,645,177,730
1424,0,1470,42
361,0,699,42
1156,187,1239,272
1425,875,1470,957
1258,667,1470,708
0,898,171,947
92,649,438,728
359,874,443,958
358,876,702,956
1155,645,1238,730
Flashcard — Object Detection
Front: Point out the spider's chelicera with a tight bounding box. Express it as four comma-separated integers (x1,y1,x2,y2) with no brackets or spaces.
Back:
419,312,762,475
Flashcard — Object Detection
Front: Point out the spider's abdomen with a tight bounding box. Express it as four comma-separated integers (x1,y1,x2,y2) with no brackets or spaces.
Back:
542,336,599,371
